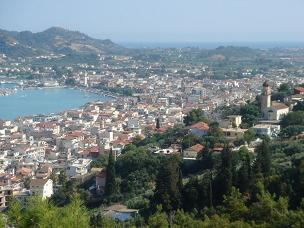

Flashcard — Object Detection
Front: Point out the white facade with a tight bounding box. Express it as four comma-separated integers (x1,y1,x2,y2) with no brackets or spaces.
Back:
30,179,53,199
67,158,91,177
253,124,280,138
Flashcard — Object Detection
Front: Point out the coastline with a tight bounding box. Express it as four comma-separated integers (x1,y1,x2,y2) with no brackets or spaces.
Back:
0,82,118,120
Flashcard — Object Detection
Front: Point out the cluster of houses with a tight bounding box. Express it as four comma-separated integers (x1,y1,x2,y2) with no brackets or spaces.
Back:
1,78,304,211
182,81,304,159
0,95,184,210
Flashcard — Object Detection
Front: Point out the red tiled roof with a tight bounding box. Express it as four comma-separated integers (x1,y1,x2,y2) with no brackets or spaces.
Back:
188,122,209,131
294,87,304,93
188,144,204,153
272,102,289,110
30,178,49,186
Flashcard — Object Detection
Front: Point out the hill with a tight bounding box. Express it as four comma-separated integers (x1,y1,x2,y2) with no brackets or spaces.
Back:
0,27,125,58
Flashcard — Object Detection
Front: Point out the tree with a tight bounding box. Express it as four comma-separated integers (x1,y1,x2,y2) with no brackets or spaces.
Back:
237,147,251,193
249,182,289,226
255,139,271,177
181,176,200,211
50,170,58,185
271,92,285,102
222,187,249,221
281,111,304,128
23,176,32,189
289,159,304,208
214,145,232,204
0,213,4,228
153,155,182,217
156,117,161,129
148,206,169,228
239,102,261,127
183,109,208,126
293,101,304,111
91,153,108,168
200,142,213,170
243,129,256,144
23,196,59,227
278,83,292,94
7,200,23,227
208,122,224,138
61,195,90,228
58,170,67,185
104,149,117,197
93,215,117,228
181,134,200,149
172,209,203,227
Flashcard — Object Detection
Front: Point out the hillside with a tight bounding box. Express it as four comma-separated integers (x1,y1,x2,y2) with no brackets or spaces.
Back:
0,27,125,58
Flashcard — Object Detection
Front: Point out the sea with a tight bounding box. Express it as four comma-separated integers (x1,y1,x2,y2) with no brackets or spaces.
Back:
0,83,111,120
120,41,304,49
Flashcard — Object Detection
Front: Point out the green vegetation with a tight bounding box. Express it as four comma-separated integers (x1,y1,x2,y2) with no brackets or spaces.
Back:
183,108,208,126
281,111,304,137
104,150,118,197
2,125,304,227
5,195,89,228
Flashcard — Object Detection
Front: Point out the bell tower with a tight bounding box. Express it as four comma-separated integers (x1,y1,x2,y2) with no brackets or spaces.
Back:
261,81,271,114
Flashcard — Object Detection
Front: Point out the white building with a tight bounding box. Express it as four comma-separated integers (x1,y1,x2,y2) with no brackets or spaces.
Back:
261,81,289,121
67,158,92,177
30,179,53,199
252,124,281,138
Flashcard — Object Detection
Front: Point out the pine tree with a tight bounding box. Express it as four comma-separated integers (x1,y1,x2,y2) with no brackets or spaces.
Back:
104,149,117,197
7,200,23,227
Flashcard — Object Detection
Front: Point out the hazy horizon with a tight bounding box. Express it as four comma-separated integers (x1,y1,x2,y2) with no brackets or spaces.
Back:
1,0,304,43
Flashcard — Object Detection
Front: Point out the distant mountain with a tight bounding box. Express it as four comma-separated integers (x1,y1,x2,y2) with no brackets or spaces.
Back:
0,27,125,58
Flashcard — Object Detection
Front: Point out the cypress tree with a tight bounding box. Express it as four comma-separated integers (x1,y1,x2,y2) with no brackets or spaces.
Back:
214,145,232,204
238,151,251,193
200,142,213,170
255,139,271,177
104,149,117,196
156,117,161,129
153,155,182,214
221,145,233,192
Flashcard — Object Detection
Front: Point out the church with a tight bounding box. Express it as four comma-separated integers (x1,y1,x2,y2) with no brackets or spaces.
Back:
260,81,289,121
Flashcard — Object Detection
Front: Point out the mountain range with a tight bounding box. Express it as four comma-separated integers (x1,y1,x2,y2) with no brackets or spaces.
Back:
0,27,125,58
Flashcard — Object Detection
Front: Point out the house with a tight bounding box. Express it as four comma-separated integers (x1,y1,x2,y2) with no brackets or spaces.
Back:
36,163,52,179
30,178,53,199
102,204,139,222
294,87,304,95
252,124,280,138
153,148,175,155
183,144,204,159
187,122,209,136
222,128,247,140
67,158,92,177
227,115,242,128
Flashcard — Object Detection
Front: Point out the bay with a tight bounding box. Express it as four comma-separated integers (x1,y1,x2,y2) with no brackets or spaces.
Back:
0,87,111,120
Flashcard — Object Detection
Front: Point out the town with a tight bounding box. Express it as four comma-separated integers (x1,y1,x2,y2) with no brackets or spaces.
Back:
1,47,304,216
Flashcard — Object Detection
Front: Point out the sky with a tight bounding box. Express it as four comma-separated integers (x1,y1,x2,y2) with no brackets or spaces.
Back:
0,0,304,43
